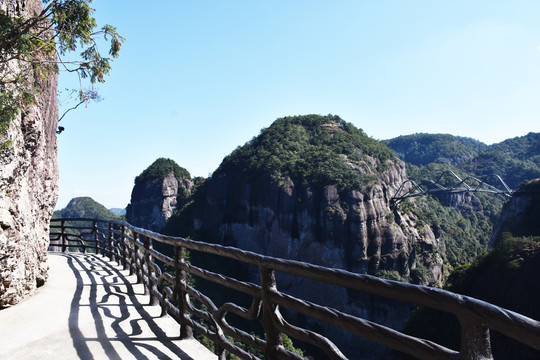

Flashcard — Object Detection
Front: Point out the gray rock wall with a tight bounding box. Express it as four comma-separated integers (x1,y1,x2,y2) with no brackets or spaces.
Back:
193,157,445,357
489,186,540,247
0,0,59,307
127,172,193,231
197,158,443,284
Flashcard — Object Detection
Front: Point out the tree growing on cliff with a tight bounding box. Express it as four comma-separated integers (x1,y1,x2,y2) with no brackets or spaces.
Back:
0,0,124,148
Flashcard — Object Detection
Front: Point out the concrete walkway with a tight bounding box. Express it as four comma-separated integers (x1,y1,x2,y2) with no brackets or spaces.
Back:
0,252,217,360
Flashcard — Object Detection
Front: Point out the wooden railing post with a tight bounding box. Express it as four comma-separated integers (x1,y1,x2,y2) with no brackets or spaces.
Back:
459,319,493,360
120,224,128,270
92,220,98,254
174,245,194,340
260,266,283,359
107,222,114,261
144,235,158,306
46,217,540,359
61,219,66,252
133,232,142,282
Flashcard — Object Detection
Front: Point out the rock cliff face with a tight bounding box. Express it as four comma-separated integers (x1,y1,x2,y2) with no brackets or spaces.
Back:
127,168,193,232
197,161,442,284
0,0,59,307
179,116,446,358
489,183,540,247
434,192,484,214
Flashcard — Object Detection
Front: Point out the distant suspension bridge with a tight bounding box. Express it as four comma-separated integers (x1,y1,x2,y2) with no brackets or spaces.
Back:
390,171,514,208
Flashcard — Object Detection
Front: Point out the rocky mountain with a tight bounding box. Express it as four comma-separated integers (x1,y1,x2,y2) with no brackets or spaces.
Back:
126,158,194,231
115,115,539,358
200,116,442,277
0,0,59,307
53,197,119,220
163,115,464,357
383,132,540,270
168,115,447,284
125,116,540,358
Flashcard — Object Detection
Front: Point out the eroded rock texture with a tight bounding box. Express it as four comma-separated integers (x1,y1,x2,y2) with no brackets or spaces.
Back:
193,157,444,358
0,0,59,307
197,158,442,284
127,172,193,232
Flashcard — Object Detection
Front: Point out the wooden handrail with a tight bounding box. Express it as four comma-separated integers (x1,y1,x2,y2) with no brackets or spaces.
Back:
48,218,540,360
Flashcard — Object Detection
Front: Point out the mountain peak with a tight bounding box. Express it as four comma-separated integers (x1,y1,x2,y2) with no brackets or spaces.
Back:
216,114,395,191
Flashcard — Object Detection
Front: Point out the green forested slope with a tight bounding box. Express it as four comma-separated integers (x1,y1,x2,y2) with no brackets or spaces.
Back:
166,121,539,283
216,114,395,191
134,157,191,184
385,132,540,189
383,133,486,166
53,197,119,219
463,132,540,189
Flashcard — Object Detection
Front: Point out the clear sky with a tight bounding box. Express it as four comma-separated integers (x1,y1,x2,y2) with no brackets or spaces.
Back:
56,0,540,210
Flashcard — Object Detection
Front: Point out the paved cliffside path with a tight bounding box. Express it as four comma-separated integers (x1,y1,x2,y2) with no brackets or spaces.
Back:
0,253,216,360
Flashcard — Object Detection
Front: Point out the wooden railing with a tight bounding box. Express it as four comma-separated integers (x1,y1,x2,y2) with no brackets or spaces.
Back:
48,218,540,360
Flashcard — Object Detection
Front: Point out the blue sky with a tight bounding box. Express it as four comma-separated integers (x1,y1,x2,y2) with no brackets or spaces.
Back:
56,0,540,209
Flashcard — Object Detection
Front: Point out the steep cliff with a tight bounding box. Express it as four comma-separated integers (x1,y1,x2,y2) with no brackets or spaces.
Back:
489,179,540,245
188,116,443,284
0,0,59,307
164,115,450,358
126,158,193,231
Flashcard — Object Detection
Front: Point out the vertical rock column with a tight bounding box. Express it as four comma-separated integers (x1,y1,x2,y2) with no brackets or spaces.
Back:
0,0,59,307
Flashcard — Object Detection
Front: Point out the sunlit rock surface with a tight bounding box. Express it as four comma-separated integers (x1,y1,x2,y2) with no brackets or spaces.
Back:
0,0,59,307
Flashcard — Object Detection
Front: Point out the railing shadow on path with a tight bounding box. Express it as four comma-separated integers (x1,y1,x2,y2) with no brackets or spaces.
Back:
49,218,540,360
61,252,210,360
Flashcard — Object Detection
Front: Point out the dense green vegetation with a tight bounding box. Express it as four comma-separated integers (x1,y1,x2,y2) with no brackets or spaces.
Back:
384,133,486,166
159,120,540,359
134,157,191,184
401,195,496,272
463,133,540,188
519,177,540,190
216,114,395,191
384,132,540,276
53,196,120,220
385,132,540,189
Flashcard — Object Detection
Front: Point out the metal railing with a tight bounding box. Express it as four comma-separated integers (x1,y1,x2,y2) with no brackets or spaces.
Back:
391,172,513,208
48,218,540,360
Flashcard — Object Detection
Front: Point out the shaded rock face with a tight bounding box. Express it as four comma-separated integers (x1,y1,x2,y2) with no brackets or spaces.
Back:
466,189,540,359
468,252,540,360
489,188,540,247
127,172,192,231
194,158,444,358
0,0,59,307
198,159,442,283
434,192,483,214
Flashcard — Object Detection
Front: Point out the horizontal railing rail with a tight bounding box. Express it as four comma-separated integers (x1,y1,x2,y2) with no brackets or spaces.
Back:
48,218,540,360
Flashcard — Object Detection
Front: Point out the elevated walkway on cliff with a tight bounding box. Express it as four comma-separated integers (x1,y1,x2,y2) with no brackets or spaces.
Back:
3,218,540,359
391,171,513,207
0,252,216,360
